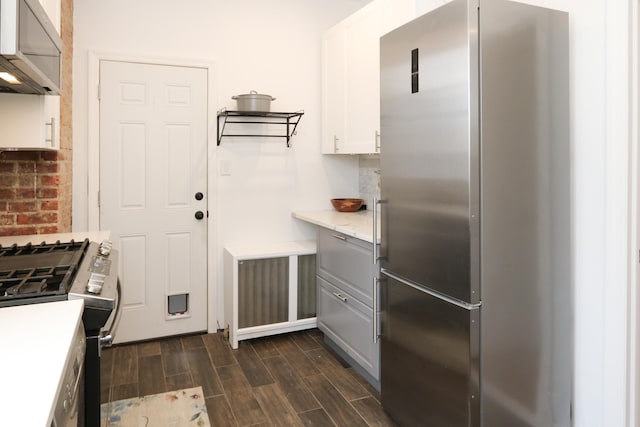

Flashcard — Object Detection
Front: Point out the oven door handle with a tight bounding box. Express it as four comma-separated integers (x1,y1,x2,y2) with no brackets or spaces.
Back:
69,360,84,415
100,278,122,347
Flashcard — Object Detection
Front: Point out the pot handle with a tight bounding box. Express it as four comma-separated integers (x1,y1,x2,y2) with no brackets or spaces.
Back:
250,90,276,100
231,90,277,101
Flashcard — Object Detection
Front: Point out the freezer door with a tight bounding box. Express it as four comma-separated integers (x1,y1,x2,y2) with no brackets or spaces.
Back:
379,0,480,304
380,273,480,427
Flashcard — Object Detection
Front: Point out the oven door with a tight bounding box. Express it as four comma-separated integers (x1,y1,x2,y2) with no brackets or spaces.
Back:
52,322,85,427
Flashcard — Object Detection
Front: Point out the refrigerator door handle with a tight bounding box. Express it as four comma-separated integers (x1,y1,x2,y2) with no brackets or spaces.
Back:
381,268,481,311
373,197,378,264
373,198,385,263
373,276,380,343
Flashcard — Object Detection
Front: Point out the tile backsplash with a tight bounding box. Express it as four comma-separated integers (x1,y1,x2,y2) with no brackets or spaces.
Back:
359,155,380,207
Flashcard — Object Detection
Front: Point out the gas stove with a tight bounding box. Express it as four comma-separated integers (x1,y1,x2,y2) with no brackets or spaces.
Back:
0,239,118,313
0,239,89,306
0,237,120,427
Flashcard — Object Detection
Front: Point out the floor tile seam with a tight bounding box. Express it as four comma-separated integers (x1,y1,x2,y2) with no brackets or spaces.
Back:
190,349,227,399
251,382,302,426
219,380,265,427
295,408,339,427
203,341,237,368
306,350,371,401
249,340,283,360
110,347,138,387
235,342,277,386
276,342,322,377
322,368,371,402
305,372,370,427
319,370,356,402
349,400,376,427
259,352,319,401
161,355,191,377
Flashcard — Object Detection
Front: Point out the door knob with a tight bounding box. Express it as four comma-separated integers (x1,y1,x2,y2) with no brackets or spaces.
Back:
195,211,204,220
195,192,204,200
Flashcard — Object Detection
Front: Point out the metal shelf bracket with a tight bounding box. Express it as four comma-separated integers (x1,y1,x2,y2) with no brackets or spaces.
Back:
216,109,305,147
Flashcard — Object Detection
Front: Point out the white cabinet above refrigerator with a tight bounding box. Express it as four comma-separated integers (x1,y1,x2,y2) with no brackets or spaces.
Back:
321,0,416,154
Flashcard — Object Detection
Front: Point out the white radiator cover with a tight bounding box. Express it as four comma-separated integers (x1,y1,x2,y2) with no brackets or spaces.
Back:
224,241,317,348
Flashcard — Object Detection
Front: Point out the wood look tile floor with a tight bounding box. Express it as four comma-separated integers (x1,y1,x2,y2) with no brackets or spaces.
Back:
100,329,397,427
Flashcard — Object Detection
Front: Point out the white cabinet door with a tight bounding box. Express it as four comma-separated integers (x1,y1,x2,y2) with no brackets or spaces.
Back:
39,0,61,33
321,25,346,154
321,0,419,155
0,93,59,150
343,1,381,154
43,96,60,149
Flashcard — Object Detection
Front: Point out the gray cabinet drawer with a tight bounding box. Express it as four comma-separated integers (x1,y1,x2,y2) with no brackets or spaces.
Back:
317,228,375,307
317,276,379,380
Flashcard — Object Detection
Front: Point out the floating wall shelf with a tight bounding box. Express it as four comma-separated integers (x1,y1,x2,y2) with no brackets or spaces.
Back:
217,109,304,147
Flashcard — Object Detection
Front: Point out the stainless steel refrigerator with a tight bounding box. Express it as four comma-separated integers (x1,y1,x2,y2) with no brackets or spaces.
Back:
379,1,571,426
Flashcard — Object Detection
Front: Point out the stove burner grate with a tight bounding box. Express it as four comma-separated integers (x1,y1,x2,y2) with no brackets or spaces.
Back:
0,239,90,306
1,265,74,296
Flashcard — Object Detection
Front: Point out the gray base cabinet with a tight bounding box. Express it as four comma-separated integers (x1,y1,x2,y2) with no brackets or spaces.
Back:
316,228,379,381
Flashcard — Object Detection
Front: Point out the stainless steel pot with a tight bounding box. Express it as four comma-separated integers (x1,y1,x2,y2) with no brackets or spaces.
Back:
232,90,276,112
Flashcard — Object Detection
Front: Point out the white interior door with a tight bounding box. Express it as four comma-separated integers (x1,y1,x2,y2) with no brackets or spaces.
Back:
99,60,208,343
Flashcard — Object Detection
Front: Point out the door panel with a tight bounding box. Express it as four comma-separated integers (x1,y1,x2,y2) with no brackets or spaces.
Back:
380,273,479,427
379,0,479,304
99,60,208,343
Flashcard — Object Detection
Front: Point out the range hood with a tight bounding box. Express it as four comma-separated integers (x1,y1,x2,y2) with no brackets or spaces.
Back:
0,0,62,95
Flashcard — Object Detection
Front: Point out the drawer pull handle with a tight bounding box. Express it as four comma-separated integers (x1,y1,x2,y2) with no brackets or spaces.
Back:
332,292,348,303
332,234,347,241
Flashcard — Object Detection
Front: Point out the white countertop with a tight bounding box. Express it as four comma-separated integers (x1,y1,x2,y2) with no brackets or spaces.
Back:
225,240,317,258
0,299,84,426
0,230,111,246
292,210,380,243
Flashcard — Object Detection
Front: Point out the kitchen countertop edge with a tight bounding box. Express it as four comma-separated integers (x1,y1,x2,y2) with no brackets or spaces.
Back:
0,299,84,426
0,230,111,246
292,210,379,244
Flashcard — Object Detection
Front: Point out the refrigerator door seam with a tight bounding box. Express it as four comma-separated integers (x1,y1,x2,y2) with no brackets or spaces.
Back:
381,268,481,310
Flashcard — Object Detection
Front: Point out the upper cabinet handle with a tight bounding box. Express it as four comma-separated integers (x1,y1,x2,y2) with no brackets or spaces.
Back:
45,117,55,146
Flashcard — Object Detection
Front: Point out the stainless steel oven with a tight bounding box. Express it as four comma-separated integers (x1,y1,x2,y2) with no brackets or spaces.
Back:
0,238,121,427
51,319,85,427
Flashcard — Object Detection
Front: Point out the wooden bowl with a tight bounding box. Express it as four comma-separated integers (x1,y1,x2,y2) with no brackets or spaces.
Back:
331,198,364,212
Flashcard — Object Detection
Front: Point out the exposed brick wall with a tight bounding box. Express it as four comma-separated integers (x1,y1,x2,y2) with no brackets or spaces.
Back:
0,0,73,237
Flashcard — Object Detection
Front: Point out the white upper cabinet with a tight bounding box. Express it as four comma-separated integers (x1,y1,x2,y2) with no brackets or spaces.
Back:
322,25,346,153
321,0,418,155
39,0,61,33
0,94,60,151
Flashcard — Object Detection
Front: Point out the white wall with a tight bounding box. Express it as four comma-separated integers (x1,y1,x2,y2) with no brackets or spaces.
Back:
72,0,369,330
